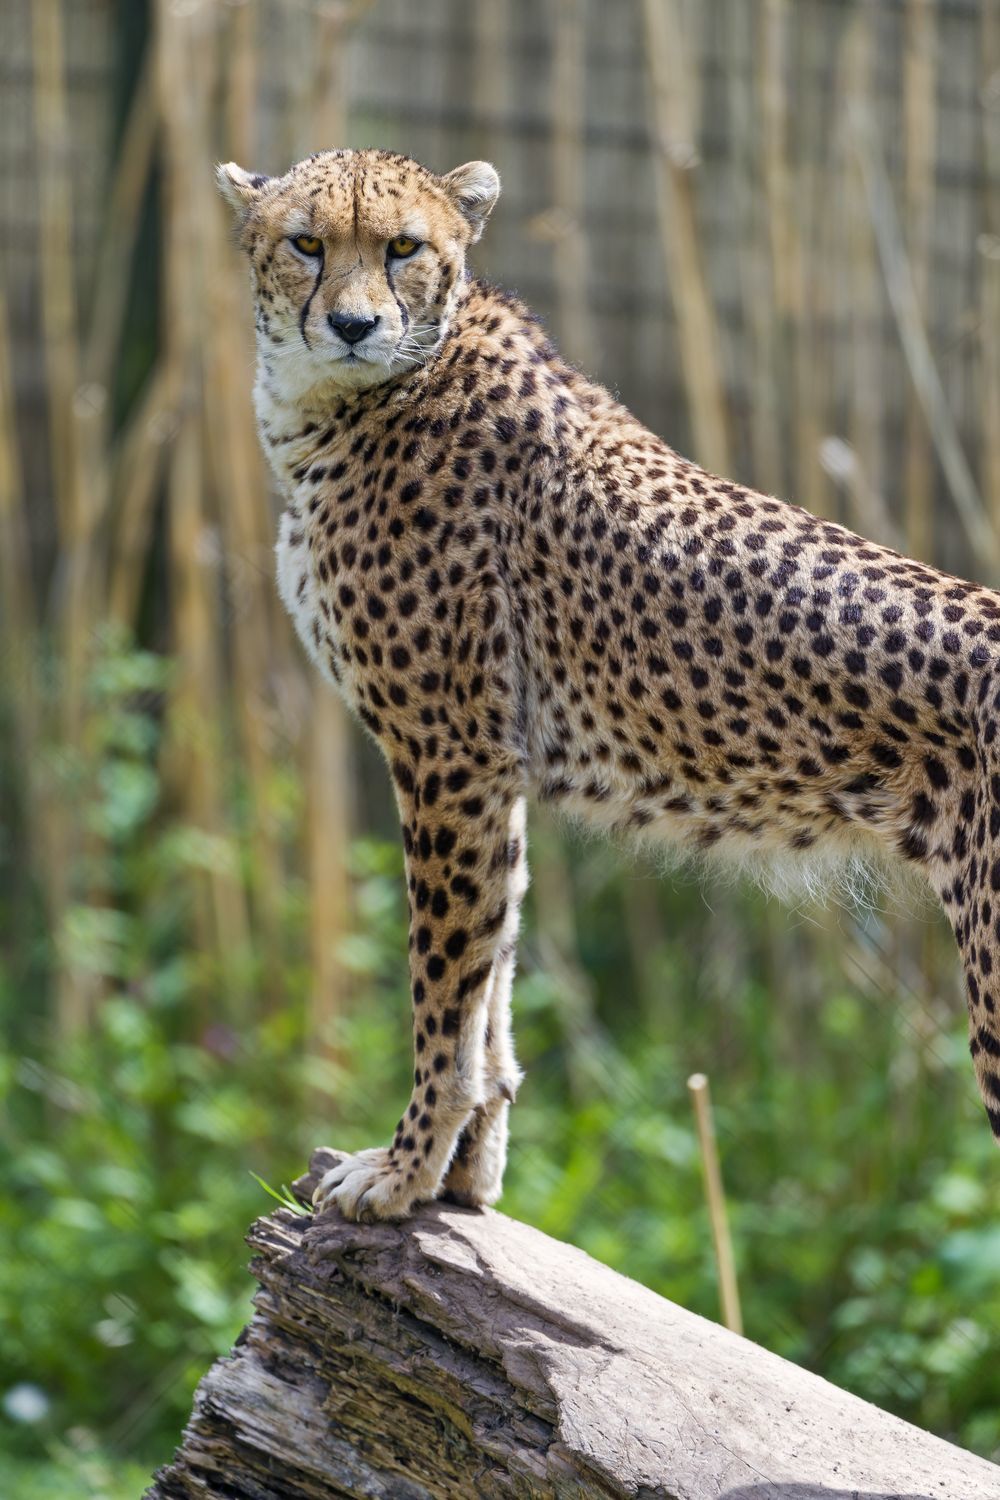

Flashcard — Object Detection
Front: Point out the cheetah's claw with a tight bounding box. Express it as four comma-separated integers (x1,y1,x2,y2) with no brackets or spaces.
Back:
312,1147,431,1222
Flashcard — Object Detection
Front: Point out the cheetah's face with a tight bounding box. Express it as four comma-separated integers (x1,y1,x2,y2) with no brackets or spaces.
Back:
217,149,499,400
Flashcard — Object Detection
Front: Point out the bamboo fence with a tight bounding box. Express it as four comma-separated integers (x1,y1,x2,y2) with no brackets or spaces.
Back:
2,0,998,1066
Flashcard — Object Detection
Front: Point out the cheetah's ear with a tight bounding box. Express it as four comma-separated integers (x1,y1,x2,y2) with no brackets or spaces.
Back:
442,161,501,243
216,162,271,214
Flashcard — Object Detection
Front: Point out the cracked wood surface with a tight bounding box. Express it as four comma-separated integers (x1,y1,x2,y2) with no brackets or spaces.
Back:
147,1146,1000,1499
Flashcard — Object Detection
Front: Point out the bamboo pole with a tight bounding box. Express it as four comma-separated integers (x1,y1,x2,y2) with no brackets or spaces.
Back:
0,287,44,912
32,0,111,702
531,817,604,1103
640,0,730,475
687,1072,743,1336
855,116,999,577
202,178,288,1000
309,1,373,155
107,364,171,626
840,11,887,541
225,0,257,168
550,0,598,374
84,44,158,399
981,5,1000,537
799,0,843,528
30,0,97,1034
30,0,82,548
156,0,252,994
0,290,35,666
760,0,825,517
618,873,666,1026
726,0,782,496
472,0,510,160
902,0,937,562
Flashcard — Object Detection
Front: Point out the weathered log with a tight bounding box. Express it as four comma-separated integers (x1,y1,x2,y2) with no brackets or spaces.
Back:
148,1146,999,1500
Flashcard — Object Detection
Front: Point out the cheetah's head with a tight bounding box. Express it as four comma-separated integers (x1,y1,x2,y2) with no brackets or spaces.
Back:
217,148,499,401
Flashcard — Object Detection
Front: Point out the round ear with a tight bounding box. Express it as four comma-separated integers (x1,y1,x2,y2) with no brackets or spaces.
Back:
442,161,501,243
216,162,271,214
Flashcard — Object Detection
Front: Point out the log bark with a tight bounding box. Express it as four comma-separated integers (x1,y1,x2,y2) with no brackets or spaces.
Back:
147,1146,999,1500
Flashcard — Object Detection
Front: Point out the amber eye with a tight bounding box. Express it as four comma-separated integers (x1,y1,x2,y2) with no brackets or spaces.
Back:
388,234,420,259
292,234,322,257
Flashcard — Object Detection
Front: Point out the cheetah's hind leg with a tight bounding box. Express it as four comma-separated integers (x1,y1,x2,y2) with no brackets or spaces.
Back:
925,748,1000,1145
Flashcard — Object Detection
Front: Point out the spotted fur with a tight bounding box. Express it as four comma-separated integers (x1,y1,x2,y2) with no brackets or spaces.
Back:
219,148,1000,1221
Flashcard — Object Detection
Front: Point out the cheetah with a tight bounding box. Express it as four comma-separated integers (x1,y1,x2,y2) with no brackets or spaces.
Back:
218,148,1000,1222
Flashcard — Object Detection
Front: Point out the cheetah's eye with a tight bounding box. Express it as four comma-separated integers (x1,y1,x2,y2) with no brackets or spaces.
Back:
388,234,420,259
291,234,322,257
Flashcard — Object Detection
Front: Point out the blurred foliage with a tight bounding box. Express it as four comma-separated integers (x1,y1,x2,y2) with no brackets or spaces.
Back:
2,636,1000,1492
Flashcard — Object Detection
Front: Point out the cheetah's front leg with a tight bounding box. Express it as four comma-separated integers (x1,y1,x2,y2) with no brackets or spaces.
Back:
314,763,527,1222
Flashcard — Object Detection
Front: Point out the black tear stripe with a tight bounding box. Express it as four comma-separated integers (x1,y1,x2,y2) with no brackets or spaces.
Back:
299,247,324,350
385,258,410,332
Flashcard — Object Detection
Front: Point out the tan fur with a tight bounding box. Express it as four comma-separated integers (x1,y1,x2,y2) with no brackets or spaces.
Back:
220,148,1000,1221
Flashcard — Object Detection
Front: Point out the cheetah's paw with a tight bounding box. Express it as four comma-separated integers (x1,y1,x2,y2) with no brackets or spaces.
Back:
312,1147,430,1223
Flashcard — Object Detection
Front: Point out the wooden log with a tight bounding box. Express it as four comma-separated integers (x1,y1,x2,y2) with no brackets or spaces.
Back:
147,1147,999,1499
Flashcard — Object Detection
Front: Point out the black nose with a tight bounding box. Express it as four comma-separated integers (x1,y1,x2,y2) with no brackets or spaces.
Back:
328,313,379,346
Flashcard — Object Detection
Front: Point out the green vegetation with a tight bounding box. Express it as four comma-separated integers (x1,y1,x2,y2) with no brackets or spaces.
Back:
2,638,999,1492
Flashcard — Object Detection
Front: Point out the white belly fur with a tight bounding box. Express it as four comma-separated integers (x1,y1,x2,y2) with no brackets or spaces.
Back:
275,509,342,691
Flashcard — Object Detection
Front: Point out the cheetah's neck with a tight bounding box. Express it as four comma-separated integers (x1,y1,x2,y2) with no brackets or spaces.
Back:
254,278,581,502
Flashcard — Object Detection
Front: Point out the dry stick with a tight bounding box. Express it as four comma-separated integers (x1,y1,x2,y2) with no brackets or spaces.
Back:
687,1072,743,1336
551,0,598,375
641,0,730,476
902,0,937,563
854,114,1000,579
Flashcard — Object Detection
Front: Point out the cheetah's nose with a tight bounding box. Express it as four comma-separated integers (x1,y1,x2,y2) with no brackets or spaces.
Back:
328,313,379,346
